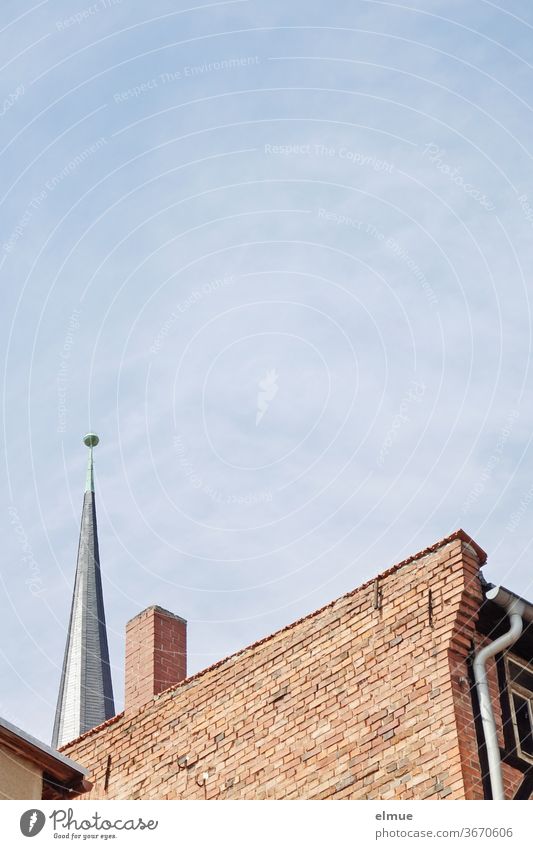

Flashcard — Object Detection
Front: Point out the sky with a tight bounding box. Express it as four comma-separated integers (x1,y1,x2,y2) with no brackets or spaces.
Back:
2,0,533,744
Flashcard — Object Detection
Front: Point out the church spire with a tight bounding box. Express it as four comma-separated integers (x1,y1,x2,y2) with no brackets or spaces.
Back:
52,434,115,749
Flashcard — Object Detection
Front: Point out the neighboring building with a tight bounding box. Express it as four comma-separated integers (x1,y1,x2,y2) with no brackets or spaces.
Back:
59,529,533,800
0,716,89,800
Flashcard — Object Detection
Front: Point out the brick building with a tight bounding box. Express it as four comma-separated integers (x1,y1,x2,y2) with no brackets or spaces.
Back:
60,528,533,800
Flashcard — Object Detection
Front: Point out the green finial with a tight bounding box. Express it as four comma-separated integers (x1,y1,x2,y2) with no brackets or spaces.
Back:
83,433,99,492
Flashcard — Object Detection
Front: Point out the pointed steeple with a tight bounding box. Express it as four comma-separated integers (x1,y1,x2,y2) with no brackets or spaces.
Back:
52,434,115,748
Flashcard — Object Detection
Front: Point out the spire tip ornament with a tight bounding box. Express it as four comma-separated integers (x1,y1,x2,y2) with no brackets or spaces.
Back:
83,433,99,448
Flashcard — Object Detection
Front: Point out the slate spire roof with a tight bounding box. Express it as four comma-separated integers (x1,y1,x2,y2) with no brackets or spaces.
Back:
52,434,115,749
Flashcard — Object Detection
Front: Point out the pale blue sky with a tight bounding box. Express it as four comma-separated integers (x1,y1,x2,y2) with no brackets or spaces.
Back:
2,0,533,743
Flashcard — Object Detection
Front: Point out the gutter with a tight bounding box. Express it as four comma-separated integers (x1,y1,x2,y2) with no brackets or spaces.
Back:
473,585,533,800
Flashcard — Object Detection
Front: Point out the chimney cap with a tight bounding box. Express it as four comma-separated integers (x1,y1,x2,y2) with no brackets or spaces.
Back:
126,605,187,626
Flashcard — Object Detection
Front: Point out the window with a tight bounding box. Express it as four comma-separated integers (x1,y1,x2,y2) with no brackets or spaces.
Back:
505,655,533,764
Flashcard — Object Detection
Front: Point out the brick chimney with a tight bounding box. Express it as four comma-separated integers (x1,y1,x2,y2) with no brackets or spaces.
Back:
125,606,187,713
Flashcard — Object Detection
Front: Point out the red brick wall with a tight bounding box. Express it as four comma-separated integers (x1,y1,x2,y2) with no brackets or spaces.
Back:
124,606,187,714
62,535,486,799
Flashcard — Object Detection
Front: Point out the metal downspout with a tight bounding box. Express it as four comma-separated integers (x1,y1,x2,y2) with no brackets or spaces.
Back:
473,588,525,800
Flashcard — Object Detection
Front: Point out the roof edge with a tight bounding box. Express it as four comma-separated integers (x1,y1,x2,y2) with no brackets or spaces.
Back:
60,528,485,751
0,716,88,778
